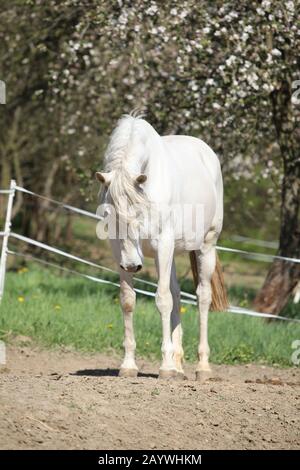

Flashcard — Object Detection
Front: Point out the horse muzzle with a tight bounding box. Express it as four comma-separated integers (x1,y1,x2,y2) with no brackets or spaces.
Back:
120,264,142,273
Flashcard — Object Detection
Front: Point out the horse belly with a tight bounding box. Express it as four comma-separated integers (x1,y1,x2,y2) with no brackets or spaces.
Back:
177,170,216,247
169,149,217,250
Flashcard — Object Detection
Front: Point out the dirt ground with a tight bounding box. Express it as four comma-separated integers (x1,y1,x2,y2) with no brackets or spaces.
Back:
0,341,299,450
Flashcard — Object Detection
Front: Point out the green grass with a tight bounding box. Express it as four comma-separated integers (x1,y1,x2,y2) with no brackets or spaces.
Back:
0,264,299,367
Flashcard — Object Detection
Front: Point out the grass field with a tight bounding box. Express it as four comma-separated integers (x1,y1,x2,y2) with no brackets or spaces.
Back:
0,263,300,366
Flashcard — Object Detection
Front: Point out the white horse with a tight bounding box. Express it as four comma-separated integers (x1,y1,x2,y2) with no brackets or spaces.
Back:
96,114,227,380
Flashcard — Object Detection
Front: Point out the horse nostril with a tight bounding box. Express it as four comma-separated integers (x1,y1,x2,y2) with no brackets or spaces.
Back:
120,264,142,272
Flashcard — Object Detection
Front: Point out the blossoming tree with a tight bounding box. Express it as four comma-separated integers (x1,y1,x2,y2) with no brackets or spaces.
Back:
1,0,299,314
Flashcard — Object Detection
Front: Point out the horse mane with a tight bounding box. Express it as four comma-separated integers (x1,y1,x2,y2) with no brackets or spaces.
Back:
104,112,149,222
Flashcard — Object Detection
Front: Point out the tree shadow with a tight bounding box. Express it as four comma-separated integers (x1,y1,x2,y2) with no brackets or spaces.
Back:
72,368,158,379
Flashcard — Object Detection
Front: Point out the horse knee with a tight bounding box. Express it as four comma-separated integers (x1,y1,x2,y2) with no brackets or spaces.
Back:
120,283,136,313
196,282,212,306
156,288,173,314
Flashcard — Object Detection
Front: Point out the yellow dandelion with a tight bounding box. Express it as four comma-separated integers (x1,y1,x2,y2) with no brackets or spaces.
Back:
54,304,61,310
18,267,28,274
18,296,25,303
106,323,113,329
180,306,187,314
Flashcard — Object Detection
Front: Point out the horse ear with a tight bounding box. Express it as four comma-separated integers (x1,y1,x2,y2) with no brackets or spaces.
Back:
95,172,112,185
136,174,147,185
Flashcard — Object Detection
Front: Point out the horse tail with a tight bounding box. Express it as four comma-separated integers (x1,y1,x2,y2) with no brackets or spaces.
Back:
189,250,228,312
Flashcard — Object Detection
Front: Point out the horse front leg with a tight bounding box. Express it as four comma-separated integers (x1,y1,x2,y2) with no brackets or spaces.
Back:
155,238,177,379
119,270,138,377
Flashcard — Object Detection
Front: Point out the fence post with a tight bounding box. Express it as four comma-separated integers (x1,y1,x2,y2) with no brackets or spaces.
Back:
0,179,16,302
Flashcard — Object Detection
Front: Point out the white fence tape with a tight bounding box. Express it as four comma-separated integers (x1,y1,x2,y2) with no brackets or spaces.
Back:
217,245,300,264
10,231,116,274
9,231,165,293
7,248,300,323
14,185,103,221
9,184,300,265
228,305,300,323
0,182,299,322
0,190,14,195
231,235,278,249
7,249,157,300
9,231,193,300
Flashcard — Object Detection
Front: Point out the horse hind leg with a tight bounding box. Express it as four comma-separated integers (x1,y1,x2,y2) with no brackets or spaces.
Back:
170,260,185,379
195,245,216,382
155,240,177,379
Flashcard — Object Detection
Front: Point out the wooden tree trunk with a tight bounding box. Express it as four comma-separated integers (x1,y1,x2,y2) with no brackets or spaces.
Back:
254,80,300,315
254,174,300,314
0,158,11,221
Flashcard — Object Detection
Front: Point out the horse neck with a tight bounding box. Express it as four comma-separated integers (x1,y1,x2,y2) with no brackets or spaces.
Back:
125,120,166,176
140,124,172,202
106,117,170,200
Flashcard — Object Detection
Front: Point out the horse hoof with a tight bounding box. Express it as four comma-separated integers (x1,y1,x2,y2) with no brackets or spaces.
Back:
119,368,138,378
195,369,212,383
176,371,187,381
159,369,177,380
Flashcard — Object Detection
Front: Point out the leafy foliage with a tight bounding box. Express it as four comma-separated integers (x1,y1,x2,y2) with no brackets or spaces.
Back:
1,1,299,195
0,1,299,312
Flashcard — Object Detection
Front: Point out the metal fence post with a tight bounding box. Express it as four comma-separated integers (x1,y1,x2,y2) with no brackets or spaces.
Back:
0,179,16,302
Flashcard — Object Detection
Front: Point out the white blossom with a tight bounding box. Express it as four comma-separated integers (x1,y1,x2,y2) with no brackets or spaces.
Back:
146,4,158,16
271,48,282,57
